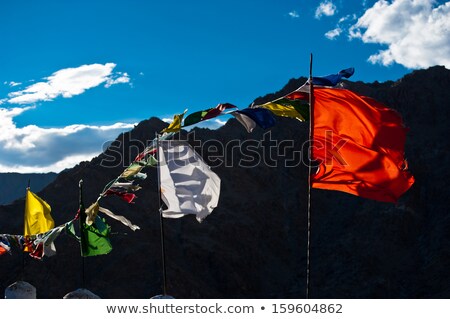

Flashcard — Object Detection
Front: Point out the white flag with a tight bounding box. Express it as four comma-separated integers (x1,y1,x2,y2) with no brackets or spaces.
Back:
159,140,221,222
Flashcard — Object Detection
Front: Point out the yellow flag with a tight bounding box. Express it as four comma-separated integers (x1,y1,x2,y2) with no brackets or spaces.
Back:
24,189,55,236
260,102,306,121
161,110,187,133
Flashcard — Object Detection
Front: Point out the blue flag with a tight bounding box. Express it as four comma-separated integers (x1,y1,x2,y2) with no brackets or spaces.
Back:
233,108,276,133
312,67,355,86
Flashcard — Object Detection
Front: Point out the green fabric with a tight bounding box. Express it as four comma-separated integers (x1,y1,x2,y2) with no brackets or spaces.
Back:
81,216,112,257
65,221,80,242
276,98,310,121
79,194,112,257
183,109,211,127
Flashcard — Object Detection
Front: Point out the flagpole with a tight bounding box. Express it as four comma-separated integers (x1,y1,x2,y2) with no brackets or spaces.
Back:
306,53,314,299
21,180,31,281
156,133,168,296
78,180,86,288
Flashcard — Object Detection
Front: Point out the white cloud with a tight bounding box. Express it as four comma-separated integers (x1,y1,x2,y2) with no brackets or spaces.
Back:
0,152,100,173
325,27,342,40
6,63,130,105
315,1,337,19
4,81,22,87
105,72,130,88
288,11,299,18
214,119,227,126
0,105,136,172
349,0,450,69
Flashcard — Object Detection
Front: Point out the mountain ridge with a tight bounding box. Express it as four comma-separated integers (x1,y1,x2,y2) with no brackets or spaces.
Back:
0,173,57,205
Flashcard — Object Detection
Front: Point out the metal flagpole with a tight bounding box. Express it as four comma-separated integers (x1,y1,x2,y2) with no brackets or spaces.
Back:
156,133,168,296
306,53,314,299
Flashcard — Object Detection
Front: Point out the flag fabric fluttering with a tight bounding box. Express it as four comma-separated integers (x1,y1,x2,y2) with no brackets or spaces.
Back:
159,140,221,222
311,67,355,87
30,224,67,259
258,91,310,121
183,103,237,127
232,107,276,133
161,110,187,133
0,237,11,255
104,189,137,203
79,184,112,257
311,87,415,202
24,189,55,237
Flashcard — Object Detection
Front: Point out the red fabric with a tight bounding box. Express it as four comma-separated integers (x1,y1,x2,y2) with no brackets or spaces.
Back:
135,147,157,162
105,189,137,203
285,91,309,101
29,243,44,260
0,243,9,255
311,87,415,203
203,103,237,120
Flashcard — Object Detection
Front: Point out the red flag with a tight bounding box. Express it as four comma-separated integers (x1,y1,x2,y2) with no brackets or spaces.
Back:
105,190,137,203
311,87,414,203
203,103,237,120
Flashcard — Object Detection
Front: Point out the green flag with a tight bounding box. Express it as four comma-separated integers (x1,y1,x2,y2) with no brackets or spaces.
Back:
79,181,112,257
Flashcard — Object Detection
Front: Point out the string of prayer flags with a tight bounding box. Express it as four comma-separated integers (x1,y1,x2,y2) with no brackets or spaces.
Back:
232,107,276,133
258,91,309,121
183,103,237,127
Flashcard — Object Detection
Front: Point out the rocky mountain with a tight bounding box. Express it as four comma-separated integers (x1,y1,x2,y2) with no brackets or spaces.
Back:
0,66,449,298
0,173,57,205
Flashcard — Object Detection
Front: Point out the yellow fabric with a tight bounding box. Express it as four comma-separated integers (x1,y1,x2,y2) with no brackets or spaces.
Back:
24,189,55,236
260,102,305,120
161,110,187,133
120,163,143,178
85,202,100,226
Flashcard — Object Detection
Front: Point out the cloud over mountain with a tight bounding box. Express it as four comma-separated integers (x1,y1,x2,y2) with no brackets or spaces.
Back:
349,0,450,68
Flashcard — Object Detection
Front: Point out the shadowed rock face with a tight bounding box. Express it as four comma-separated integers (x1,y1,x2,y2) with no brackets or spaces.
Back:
0,173,57,205
1,66,449,298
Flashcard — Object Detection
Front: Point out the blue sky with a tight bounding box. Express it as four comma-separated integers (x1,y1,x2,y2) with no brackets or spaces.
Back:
0,0,449,172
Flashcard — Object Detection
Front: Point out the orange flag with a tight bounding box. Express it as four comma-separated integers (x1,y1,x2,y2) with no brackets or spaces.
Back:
311,87,414,203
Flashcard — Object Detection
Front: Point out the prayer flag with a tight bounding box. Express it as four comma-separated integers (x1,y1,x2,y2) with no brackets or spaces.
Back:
161,110,187,133
311,87,415,202
312,67,355,86
24,189,55,237
232,107,276,133
159,140,221,222
79,185,112,257
259,91,309,121
183,103,236,127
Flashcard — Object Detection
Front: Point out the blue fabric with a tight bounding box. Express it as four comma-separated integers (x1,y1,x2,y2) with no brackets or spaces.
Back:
236,108,276,129
312,67,355,86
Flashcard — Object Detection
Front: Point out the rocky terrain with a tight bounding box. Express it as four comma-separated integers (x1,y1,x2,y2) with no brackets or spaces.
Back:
0,66,449,298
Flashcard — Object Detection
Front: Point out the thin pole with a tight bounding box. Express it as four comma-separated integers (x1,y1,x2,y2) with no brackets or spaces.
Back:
78,180,86,288
22,180,31,281
156,133,168,296
306,53,314,299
